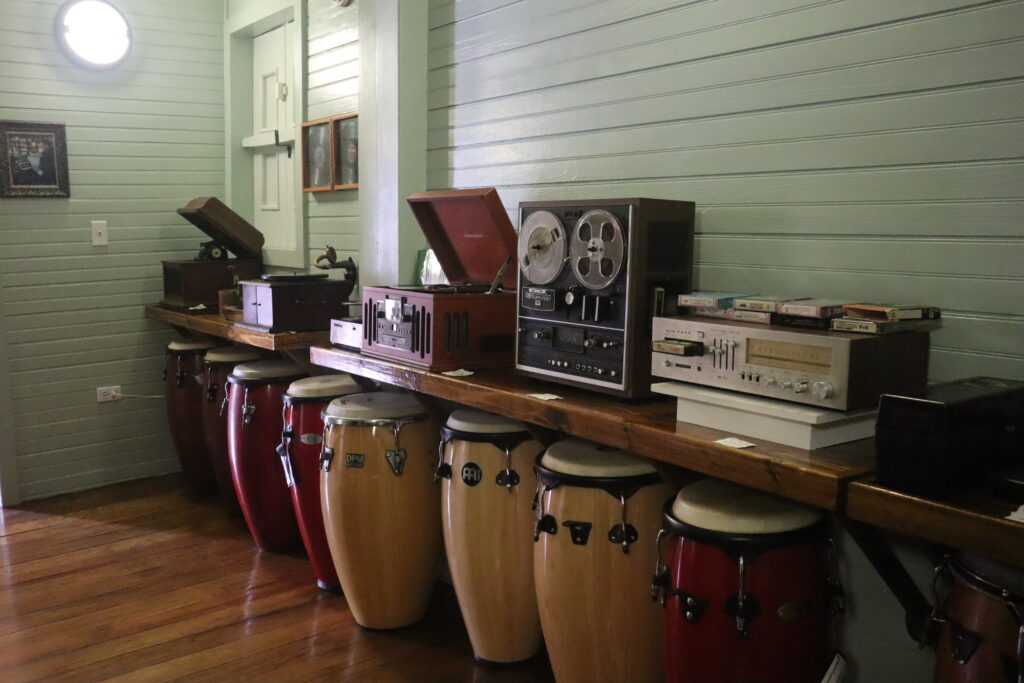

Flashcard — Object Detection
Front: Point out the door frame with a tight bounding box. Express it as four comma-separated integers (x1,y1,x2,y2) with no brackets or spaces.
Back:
224,0,307,268
0,283,22,507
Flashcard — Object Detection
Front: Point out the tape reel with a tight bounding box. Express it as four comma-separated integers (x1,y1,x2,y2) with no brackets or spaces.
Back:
570,209,624,290
518,210,567,285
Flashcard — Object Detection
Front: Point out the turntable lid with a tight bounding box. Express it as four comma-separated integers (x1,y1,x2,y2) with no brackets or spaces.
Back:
406,188,517,288
177,197,264,259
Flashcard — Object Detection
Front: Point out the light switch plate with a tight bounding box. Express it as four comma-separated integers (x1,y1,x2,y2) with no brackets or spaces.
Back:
91,220,108,246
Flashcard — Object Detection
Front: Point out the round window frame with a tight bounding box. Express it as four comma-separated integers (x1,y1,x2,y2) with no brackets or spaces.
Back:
53,0,133,71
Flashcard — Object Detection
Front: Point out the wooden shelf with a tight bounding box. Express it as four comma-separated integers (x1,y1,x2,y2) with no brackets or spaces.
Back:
145,305,329,352
846,479,1024,568
309,345,875,510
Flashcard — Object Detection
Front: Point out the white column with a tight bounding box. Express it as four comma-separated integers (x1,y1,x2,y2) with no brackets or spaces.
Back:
0,283,21,506
358,0,429,287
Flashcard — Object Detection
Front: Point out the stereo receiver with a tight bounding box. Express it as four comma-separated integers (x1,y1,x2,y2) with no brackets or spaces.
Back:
652,316,930,410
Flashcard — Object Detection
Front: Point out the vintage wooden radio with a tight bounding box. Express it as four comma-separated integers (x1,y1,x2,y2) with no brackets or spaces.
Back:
162,197,263,310
239,273,355,333
361,188,518,371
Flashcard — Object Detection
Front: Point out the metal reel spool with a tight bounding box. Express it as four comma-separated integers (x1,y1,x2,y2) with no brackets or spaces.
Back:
518,210,567,286
570,209,625,290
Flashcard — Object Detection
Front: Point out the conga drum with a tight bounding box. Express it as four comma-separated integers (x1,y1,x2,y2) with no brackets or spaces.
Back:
934,552,1024,683
652,478,831,683
320,392,441,629
201,345,262,512
438,409,543,663
164,338,219,495
280,374,360,591
533,438,671,683
226,359,306,553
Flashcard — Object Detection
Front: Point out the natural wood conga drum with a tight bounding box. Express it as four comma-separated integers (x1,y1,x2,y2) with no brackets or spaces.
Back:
280,374,360,591
934,552,1024,683
320,392,441,629
164,338,219,496
201,346,261,512
439,409,543,663
533,438,671,683
652,478,832,683
226,359,306,552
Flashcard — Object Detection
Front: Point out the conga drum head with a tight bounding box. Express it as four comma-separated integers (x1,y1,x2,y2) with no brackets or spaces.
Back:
228,359,304,384
954,552,1024,599
323,392,426,425
204,346,261,365
540,438,658,477
445,409,528,434
667,478,824,544
284,374,361,402
167,338,218,353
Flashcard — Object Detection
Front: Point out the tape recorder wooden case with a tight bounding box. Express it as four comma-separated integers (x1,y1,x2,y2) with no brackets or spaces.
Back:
516,198,695,398
162,197,263,310
361,188,518,371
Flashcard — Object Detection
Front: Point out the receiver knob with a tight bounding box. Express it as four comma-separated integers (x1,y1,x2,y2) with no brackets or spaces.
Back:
811,381,834,400
765,377,777,386
794,380,808,394
780,379,793,390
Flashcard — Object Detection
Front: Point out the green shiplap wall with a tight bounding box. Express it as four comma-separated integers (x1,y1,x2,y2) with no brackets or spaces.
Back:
305,0,360,273
0,0,225,500
426,1,1024,681
427,0,1024,383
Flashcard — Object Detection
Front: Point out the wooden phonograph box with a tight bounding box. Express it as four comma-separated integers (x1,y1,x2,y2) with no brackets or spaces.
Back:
238,273,355,333
162,197,263,310
361,188,518,371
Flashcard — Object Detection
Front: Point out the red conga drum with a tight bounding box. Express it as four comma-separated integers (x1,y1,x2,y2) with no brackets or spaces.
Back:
164,338,219,496
202,345,261,512
533,438,671,683
320,392,442,629
438,409,543,663
934,552,1024,683
652,478,832,683
280,374,360,591
226,359,306,553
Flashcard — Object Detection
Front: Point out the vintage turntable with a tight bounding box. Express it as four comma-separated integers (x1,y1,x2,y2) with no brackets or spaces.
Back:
361,188,518,371
516,198,695,398
239,271,356,333
162,197,263,310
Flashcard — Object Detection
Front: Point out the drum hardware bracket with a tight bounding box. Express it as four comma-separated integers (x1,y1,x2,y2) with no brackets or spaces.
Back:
277,426,295,487
320,446,335,472
723,593,760,640
241,387,255,426
206,380,218,403
385,449,407,476
563,520,592,545
667,590,710,624
434,440,452,482
495,468,520,489
949,620,982,664
608,523,638,549
219,381,230,416
534,514,557,540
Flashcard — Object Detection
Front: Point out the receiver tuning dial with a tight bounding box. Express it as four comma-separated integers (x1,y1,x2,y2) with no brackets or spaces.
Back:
812,381,834,400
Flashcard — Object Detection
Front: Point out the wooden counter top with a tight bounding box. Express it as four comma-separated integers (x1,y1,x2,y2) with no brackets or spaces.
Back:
846,479,1024,568
145,305,329,352
309,345,875,510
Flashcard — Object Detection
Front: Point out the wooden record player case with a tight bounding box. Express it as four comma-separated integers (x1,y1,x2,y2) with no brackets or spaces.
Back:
239,276,354,333
361,188,518,371
161,197,263,310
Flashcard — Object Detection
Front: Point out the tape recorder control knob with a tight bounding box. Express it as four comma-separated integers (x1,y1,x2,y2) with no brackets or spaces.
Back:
564,286,581,306
811,381,834,400
533,330,550,341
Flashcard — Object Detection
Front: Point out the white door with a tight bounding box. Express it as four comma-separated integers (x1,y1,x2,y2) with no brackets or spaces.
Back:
252,23,296,254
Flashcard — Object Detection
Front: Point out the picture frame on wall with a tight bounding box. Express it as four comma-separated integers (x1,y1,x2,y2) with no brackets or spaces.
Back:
332,113,358,190
0,120,70,198
301,118,334,192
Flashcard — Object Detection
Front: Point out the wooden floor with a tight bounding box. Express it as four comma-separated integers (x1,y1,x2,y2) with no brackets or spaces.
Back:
0,475,555,682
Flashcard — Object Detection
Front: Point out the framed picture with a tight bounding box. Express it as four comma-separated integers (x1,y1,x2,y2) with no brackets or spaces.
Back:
332,113,358,189
301,118,334,192
0,121,70,198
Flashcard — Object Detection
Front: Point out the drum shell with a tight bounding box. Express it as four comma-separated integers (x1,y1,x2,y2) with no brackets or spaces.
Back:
283,397,339,589
320,417,442,629
226,379,303,553
662,522,830,683
535,477,671,683
934,566,1023,683
442,434,543,663
201,361,243,512
165,350,218,495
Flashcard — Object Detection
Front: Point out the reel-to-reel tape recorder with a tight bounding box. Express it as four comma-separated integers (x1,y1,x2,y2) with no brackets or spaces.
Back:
516,198,695,397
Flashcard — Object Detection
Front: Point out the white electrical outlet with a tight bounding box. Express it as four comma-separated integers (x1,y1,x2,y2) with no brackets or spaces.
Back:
96,386,121,402
91,220,108,246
